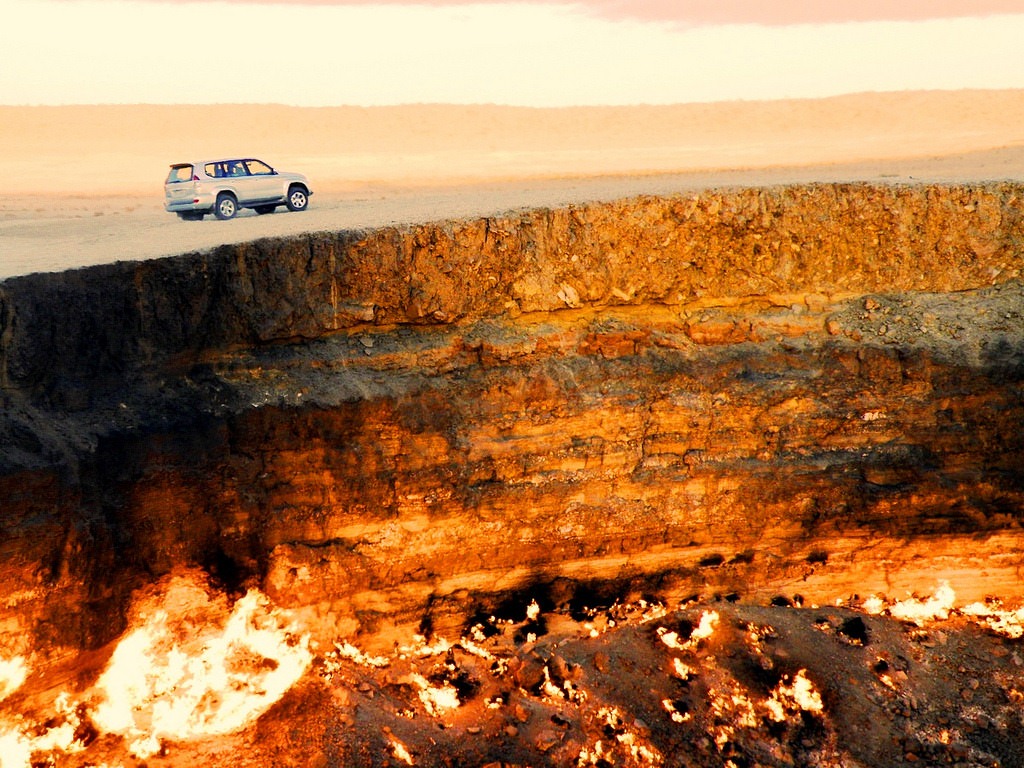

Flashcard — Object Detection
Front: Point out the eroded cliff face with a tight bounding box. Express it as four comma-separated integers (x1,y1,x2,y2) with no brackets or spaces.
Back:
1,184,1023,761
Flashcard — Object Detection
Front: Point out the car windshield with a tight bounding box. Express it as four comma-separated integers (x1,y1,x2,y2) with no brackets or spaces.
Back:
166,165,193,183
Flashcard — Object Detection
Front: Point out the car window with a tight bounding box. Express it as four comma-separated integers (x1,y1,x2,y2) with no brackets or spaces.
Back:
205,161,248,178
245,159,274,175
166,165,193,183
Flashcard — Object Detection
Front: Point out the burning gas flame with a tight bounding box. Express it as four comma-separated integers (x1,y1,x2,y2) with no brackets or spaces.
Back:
577,706,664,766
961,600,1024,638
0,656,27,704
765,669,823,721
860,581,956,624
12,576,1024,766
408,672,461,716
856,581,1024,632
391,736,415,765
887,582,956,625
658,609,718,650
857,583,1024,638
89,574,312,759
1,574,314,766
0,691,89,768
91,581,307,761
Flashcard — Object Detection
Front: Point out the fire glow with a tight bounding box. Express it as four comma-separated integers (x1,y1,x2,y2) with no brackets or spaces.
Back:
92,577,312,758
859,581,1024,637
0,657,27,703
0,573,312,766
862,582,957,625
764,670,824,722
0,692,88,768
5,579,1024,765
657,609,719,651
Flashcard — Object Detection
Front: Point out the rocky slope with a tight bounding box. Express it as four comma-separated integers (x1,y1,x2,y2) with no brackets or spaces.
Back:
1,182,1023,765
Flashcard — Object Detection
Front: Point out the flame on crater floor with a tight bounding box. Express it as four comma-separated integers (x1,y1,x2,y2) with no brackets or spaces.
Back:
10,578,1024,765
0,690,89,768
90,574,312,759
765,669,824,721
0,657,27,705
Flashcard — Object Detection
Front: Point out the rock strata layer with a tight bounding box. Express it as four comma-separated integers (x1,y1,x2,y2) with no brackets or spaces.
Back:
0,182,1023,667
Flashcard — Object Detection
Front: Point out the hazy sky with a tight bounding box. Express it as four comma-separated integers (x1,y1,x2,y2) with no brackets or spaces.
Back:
2,0,1023,106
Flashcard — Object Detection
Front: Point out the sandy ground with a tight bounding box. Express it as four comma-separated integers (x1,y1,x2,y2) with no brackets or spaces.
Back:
2,90,1024,279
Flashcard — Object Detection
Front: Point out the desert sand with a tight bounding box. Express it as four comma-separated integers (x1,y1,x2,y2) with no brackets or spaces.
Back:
2,89,1024,279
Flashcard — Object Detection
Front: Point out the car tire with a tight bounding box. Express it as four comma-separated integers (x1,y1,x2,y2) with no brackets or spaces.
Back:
286,186,309,212
255,205,276,215
215,193,238,220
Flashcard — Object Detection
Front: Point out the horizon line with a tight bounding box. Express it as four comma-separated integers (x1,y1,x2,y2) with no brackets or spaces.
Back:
3,86,1023,110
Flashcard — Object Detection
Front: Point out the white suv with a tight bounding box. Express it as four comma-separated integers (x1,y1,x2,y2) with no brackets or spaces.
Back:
164,158,312,220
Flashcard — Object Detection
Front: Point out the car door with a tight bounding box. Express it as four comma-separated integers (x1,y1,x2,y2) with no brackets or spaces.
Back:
242,159,282,203
221,159,260,204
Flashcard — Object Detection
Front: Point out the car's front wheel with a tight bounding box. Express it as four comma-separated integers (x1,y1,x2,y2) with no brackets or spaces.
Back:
215,193,238,220
286,186,309,212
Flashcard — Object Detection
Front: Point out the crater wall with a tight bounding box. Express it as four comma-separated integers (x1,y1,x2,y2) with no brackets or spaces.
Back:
1,182,1023,664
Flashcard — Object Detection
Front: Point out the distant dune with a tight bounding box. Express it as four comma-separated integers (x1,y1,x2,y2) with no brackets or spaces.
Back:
3,90,1024,195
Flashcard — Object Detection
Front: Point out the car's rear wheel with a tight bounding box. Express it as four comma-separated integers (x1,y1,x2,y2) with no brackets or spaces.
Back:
286,186,309,212
215,193,238,220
